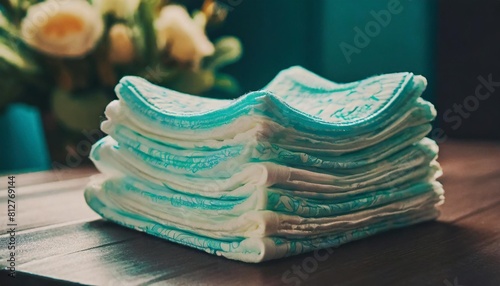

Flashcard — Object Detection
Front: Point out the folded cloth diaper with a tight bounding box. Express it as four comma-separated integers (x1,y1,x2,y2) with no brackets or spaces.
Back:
102,119,432,176
85,175,443,236
85,66,444,263
101,97,435,154
90,136,440,199
85,179,441,263
110,66,432,138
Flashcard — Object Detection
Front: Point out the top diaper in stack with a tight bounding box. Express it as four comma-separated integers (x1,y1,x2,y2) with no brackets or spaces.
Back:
85,66,444,263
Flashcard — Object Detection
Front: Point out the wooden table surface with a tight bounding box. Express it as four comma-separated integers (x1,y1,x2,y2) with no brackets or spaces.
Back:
1,140,499,286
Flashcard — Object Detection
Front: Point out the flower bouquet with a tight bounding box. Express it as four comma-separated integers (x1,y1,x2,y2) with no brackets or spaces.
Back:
0,0,242,164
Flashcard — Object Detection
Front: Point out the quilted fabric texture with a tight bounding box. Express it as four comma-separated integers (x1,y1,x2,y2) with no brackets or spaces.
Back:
85,66,444,263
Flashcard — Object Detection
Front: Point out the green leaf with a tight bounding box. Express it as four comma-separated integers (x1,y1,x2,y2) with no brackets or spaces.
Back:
0,22,39,74
0,4,50,109
51,89,110,132
204,36,242,71
213,73,240,95
0,6,8,26
132,0,159,66
0,36,41,108
0,41,23,67
0,40,36,72
167,69,215,95
135,64,177,86
0,74,24,107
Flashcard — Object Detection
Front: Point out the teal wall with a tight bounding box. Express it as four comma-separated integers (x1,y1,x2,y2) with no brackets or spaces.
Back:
320,0,436,101
209,1,315,93
214,0,436,101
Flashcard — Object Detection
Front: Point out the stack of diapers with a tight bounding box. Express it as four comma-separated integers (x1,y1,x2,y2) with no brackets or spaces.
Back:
85,66,444,263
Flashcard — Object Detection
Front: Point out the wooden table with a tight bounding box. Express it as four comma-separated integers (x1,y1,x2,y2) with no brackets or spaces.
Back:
1,140,499,286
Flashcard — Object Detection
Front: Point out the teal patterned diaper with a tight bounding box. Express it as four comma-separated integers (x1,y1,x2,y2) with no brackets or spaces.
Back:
85,185,441,262
90,136,439,199
112,66,431,136
85,66,444,263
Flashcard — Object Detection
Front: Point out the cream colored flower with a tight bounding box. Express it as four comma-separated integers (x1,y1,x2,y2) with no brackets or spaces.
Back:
93,0,140,19
21,0,104,58
108,24,135,64
156,5,215,68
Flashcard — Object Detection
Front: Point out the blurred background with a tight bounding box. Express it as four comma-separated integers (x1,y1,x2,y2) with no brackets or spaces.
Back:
0,0,499,174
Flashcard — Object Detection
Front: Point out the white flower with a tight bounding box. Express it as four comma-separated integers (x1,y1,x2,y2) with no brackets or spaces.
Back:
93,0,140,19
108,24,135,64
156,5,215,68
21,0,104,58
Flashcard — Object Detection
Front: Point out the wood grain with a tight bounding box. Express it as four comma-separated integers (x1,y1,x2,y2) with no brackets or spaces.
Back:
0,140,498,286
